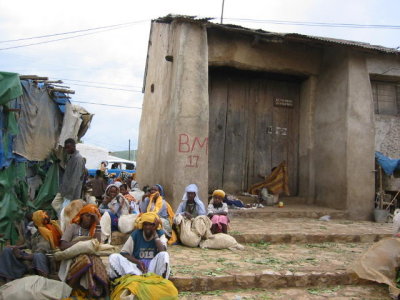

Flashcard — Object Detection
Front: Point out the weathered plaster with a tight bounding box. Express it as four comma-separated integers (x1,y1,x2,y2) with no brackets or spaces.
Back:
375,115,400,158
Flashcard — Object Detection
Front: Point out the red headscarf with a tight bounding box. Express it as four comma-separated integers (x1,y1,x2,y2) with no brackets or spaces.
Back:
71,204,101,237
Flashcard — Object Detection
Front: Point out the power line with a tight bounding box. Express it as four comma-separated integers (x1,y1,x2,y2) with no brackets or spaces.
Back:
223,18,400,29
57,78,142,88
0,19,149,44
0,23,143,51
71,100,142,109
67,83,142,93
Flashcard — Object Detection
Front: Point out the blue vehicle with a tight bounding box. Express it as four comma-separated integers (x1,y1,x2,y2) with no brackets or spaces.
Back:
88,159,136,177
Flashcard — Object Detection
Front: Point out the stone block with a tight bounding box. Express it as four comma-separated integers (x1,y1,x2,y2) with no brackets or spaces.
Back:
259,270,287,288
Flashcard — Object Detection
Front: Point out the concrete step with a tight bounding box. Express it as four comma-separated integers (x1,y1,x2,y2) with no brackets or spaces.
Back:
110,217,393,245
235,195,308,205
167,242,374,292
172,270,368,292
229,217,393,244
178,284,391,299
229,205,348,219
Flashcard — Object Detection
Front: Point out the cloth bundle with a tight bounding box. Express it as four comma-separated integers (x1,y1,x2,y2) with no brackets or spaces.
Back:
199,233,244,250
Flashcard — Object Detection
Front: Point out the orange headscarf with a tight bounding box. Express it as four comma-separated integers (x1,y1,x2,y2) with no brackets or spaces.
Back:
71,204,101,237
32,210,62,249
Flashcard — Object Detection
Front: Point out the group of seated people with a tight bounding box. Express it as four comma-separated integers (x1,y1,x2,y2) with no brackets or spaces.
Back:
0,178,231,297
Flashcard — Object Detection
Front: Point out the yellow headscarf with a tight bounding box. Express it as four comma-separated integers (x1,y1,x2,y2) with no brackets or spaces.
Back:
146,192,163,213
135,212,162,230
212,189,226,198
32,210,62,249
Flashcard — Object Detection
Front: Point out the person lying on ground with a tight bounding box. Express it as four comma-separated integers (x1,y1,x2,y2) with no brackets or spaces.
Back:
109,212,170,279
0,210,61,281
208,190,229,234
144,185,175,239
99,184,130,231
59,204,109,297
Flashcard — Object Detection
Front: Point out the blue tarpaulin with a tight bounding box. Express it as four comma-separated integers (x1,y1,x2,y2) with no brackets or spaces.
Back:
375,152,400,175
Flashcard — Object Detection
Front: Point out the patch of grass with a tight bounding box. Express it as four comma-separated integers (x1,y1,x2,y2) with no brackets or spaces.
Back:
230,230,242,235
307,286,341,295
319,226,328,230
248,241,271,249
216,257,227,263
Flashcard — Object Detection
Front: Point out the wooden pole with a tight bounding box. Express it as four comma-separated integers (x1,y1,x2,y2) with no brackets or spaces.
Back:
379,165,384,209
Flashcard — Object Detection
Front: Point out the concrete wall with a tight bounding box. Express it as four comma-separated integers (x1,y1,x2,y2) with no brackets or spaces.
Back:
208,29,321,76
314,48,349,210
314,48,375,219
137,21,209,209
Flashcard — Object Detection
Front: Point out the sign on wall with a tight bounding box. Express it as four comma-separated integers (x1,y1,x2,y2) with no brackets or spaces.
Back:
274,98,294,108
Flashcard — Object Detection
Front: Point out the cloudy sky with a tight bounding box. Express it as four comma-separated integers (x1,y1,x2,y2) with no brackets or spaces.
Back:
1,0,399,151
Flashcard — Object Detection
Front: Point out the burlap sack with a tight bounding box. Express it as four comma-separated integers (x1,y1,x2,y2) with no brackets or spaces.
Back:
118,214,137,233
54,239,98,261
199,233,244,250
174,214,201,247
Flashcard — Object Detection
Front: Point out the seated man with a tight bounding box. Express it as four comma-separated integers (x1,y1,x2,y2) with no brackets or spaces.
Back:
59,204,109,297
109,212,170,279
0,210,62,281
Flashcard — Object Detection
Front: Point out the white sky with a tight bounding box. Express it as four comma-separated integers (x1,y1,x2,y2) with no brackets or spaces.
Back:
1,0,399,151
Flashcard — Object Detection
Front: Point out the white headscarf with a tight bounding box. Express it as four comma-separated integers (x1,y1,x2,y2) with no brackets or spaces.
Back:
182,184,199,201
179,184,206,216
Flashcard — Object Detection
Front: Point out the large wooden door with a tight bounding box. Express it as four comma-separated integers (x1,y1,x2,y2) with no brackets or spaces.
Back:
209,69,300,195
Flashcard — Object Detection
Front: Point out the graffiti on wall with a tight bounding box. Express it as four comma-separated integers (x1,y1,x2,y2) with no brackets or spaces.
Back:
178,133,208,168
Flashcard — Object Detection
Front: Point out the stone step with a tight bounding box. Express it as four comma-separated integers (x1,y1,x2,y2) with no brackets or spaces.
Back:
172,270,368,292
231,232,392,244
235,195,308,205
228,217,392,244
178,284,391,299
166,241,374,292
229,205,348,219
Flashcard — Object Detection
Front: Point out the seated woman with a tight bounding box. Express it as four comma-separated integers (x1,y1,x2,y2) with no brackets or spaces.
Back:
109,212,170,279
145,185,175,238
100,184,130,231
120,183,139,214
0,210,61,281
176,184,206,219
59,204,109,297
208,190,229,234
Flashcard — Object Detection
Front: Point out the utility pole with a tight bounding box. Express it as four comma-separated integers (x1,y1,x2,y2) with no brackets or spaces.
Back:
220,0,225,24
128,139,131,160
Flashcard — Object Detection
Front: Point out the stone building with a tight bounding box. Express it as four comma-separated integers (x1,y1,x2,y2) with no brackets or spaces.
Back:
137,16,400,219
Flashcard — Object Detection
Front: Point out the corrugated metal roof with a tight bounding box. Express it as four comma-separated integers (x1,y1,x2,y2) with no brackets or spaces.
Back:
154,15,399,54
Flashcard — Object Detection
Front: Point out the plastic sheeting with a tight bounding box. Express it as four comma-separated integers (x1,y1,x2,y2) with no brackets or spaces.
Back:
0,71,23,105
14,80,62,161
33,158,59,214
0,161,28,243
376,152,400,175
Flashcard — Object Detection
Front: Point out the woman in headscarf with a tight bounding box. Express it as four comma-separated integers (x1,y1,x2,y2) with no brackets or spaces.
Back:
145,185,175,239
208,190,229,234
0,210,61,281
120,183,139,214
59,204,109,297
100,184,130,231
176,184,206,219
109,212,170,279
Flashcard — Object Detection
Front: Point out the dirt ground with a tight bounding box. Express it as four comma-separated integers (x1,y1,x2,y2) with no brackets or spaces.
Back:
169,242,371,277
179,284,392,300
